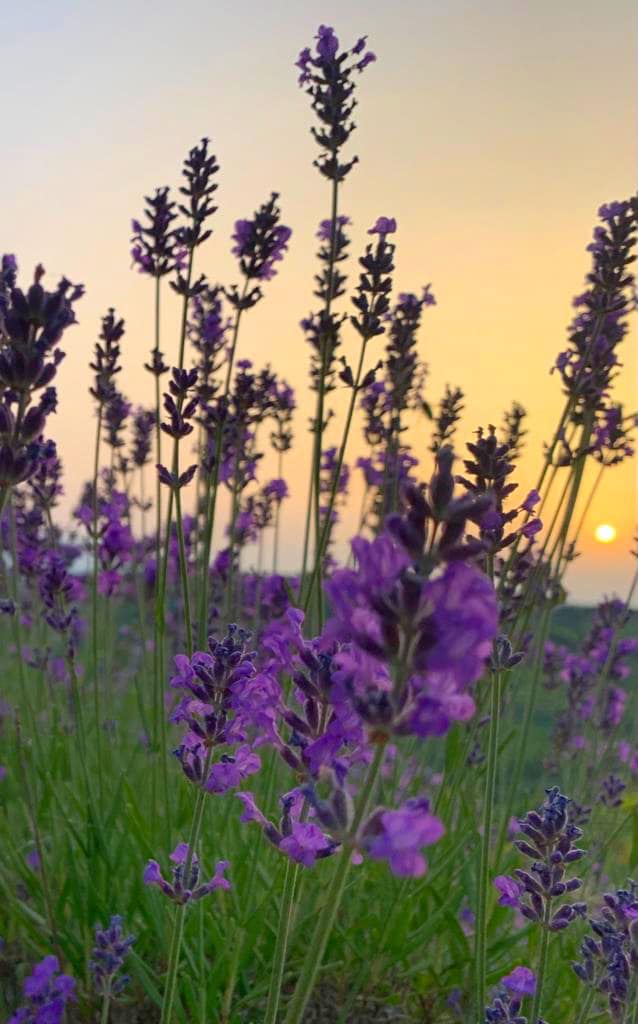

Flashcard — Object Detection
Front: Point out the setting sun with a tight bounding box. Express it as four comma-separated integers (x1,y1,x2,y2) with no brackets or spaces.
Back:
595,523,617,544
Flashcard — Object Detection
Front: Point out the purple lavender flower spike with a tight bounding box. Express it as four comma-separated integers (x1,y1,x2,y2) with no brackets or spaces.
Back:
296,25,376,180
130,186,180,277
503,788,587,933
226,193,291,310
90,915,135,998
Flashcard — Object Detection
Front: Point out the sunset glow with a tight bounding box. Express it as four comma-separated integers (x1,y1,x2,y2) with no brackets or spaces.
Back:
594,523,617,544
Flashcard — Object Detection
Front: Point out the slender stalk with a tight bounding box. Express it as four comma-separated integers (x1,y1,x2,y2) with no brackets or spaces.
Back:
474,671,503,1019
303,326,371,616
220,921,245,1023
298,458,315,597
530,898,552,1024
15,715,59,955
159,758,212,1024
573,984,598,1024
7,505,39,749
283,741,386,1024
100,985,112,1024
264,855,300,1024
571,461,605,550
224,457,242,621
500,307,608,585
197,285,248,647
174,484,193,657
308,178,340,628
548,413,594,568
496,606,551,863
153,254,195,841
272,450,284,573
151,275,164,770
91,405,105,806
153,274,163,587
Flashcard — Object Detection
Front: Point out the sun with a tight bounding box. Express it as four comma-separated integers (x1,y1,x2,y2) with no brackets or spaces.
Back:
594,523,617,544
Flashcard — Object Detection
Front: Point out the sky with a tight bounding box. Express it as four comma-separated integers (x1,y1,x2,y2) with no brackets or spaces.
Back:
2,0,637,603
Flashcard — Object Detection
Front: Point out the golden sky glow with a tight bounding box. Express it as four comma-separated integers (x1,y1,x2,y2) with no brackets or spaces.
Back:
2,1,636,603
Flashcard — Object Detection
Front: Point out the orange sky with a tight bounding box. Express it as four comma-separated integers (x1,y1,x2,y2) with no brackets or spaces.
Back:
2,0,636,603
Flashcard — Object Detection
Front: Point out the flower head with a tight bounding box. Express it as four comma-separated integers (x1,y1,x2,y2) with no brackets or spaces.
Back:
143,843,230,904
9,955,75,1024
89,916,135,998
362,798,444,877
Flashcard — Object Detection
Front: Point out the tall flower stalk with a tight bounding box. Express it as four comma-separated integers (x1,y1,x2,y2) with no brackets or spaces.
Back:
295,25,376,621
88,309,124,806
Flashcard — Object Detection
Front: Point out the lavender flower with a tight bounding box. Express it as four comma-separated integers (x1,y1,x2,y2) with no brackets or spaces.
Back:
482,967,538,1024
360,797,444,877
227,193,291,309
325,521,498,739
499,787,587,932
296,25,376,181
236,790,336,868
554,199,637,416
176,136,219,252
502,402,527,461
143,843,230,904
130,407,155,468
431,385,465,454
573,883,638,1021
89,915,135,997
130,186,182,277
89,308,124,407
8,955,75,1024
0,261,82,492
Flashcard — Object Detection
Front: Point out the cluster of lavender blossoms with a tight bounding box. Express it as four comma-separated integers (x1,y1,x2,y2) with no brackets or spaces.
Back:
8,956,75,1024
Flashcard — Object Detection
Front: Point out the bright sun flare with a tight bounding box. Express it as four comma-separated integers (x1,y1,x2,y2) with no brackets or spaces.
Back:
595,523,617,544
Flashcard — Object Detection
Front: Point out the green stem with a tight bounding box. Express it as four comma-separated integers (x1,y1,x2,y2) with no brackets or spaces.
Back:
100,986,112,1024
573,985,597,1024
496,607,551,863
224,459,242,621
159,765,211,1024
91,405,105,807
501,309,608,583
283,742,386,1024
197,286,247,647
570,461,605,552
548,413,594,569
15,715,59,954
303,178,340,627
303,333,371,617
530,899,552,1024
174,483,193,657
264,857,300,1024
272,450,284,574
220,922,245,1023
297,457,315,598
474,671,502,1019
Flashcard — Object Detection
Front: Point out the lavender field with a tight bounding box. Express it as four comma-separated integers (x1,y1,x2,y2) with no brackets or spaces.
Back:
1,20,638,1024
